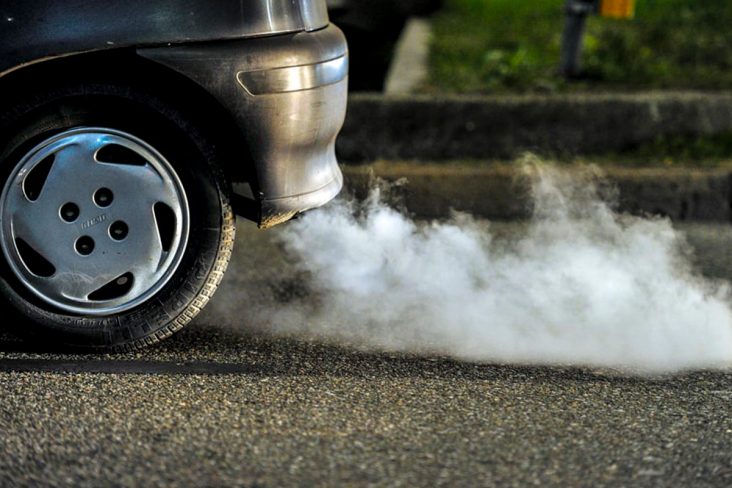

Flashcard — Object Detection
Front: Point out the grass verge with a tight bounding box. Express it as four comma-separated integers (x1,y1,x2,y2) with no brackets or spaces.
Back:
427,0,732,94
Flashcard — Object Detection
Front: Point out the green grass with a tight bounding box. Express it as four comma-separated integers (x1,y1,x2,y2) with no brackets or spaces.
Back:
427,0,732,94
607,133,732,166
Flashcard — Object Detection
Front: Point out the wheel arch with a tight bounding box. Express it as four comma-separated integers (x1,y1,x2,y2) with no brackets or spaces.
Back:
0,49,258,197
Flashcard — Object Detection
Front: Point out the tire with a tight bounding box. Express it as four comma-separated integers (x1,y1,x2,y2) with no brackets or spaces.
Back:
0,83,235,352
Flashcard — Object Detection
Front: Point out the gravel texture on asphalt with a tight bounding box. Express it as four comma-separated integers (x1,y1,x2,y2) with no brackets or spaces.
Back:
1,220,731,487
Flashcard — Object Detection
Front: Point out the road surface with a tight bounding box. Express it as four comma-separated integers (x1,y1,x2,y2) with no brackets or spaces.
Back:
1,220,731,487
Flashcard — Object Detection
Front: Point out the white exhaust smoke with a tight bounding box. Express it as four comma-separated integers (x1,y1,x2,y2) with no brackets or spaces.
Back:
256,163,732,374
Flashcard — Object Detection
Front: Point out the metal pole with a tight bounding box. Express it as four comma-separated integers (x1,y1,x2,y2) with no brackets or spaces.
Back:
560,0,598,78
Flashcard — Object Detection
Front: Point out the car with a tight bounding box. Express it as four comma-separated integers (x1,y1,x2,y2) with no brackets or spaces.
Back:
327,0,441,90
0,0,349,351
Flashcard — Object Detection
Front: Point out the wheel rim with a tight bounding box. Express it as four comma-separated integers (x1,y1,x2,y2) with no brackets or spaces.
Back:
0,127,190,316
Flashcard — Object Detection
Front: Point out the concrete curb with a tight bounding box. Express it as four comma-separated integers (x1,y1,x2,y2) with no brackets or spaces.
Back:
342,163,732,222
383,18,431,95
337,92,732,161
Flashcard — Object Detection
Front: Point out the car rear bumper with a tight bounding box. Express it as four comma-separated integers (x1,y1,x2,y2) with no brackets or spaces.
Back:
138,24,348,228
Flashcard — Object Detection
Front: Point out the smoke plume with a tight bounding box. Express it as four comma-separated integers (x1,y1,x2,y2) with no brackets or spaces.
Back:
251,163,732,373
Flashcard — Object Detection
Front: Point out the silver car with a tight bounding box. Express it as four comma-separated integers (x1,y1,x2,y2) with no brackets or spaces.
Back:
0,0,348,350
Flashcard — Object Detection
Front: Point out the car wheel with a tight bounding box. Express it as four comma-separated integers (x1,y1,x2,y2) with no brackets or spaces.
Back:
0,83,235,351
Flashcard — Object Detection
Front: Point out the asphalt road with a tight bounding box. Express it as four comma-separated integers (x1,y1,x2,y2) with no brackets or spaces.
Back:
1,220,731,487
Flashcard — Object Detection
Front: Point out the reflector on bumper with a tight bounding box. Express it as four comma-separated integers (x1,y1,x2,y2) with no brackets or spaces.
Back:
237,55,349,95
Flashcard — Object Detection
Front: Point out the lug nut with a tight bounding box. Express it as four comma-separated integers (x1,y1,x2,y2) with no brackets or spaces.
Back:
109,221,129,241
60,203,80,222
75,236,95,256
94,188,114,207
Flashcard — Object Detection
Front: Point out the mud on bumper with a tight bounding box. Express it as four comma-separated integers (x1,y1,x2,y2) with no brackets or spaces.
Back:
138,25,348,228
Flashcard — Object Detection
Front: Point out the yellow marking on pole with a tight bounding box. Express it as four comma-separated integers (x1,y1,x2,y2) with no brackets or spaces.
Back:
600,0,635,19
